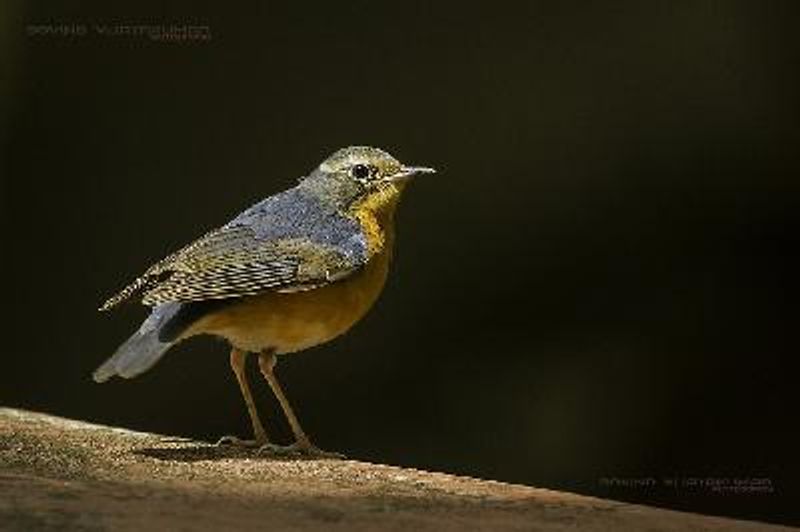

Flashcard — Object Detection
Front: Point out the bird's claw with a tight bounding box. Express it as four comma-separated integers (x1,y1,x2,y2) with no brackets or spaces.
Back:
215,435,265,448
216,435,343,459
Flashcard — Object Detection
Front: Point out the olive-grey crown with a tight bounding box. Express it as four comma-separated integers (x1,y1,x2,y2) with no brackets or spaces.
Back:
318,146,404,182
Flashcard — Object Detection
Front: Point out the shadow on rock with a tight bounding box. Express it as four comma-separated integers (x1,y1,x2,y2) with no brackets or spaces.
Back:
133,444,341,463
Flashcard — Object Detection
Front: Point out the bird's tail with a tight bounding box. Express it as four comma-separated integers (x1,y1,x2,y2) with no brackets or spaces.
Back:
93,303,182,383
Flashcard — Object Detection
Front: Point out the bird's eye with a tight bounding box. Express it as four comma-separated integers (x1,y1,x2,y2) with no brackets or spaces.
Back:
351,164,372,181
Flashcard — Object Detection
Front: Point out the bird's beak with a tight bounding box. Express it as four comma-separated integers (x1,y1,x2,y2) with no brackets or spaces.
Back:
392,166,437,181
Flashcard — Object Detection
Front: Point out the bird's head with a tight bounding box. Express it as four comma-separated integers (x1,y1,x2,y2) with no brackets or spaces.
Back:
303,146,435,214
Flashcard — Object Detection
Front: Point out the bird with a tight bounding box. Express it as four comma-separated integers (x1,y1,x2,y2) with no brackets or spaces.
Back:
94,146,435,457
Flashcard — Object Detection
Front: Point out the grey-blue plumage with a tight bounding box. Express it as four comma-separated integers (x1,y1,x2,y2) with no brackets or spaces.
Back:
230,181,368,261
93,303,182,382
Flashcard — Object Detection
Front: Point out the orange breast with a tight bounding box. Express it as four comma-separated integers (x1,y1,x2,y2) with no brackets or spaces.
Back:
185,248,391,354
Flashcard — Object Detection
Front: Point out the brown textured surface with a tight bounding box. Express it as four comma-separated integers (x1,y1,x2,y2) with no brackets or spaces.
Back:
0,408,792,531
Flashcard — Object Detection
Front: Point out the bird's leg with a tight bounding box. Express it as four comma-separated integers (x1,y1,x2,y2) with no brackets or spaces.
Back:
257,349,310,448
217,348,269,447
257,349,344,459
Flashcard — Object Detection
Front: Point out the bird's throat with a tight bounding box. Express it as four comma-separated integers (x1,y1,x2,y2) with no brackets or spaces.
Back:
349,183,404,258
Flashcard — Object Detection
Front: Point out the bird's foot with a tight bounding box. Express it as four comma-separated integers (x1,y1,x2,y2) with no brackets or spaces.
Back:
215,435,266,448
258,441,345,460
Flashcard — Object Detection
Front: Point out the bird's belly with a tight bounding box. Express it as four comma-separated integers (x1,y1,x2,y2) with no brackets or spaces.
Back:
187,251,390,354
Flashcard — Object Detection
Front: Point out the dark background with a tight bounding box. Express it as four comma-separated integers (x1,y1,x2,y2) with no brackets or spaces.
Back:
2,1,798,525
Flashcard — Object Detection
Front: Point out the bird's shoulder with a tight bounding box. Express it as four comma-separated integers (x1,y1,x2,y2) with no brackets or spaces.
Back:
229,187,368,258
